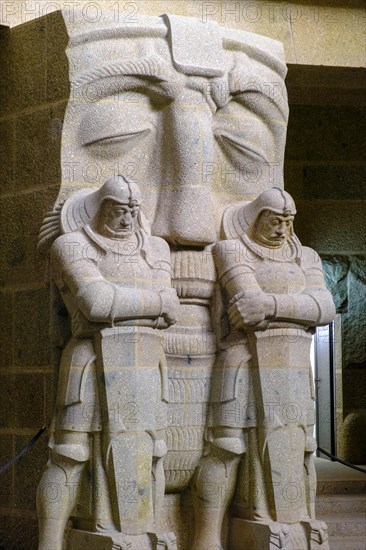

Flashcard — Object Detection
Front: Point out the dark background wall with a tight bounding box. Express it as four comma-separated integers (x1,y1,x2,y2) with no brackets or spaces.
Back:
0,13,68,549
285,65,366,464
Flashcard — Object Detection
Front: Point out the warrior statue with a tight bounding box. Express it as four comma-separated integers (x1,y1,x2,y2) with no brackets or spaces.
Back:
37,176,179,550
35,9,329,549
193,188,335,550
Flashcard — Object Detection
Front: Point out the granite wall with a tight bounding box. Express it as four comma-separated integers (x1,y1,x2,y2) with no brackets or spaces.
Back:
0,12,69,549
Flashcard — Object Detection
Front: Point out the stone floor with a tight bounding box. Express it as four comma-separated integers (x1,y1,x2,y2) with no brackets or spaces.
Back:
315,458,366,550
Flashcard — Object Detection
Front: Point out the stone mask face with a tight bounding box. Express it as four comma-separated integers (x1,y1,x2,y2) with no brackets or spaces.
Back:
61,12,288,246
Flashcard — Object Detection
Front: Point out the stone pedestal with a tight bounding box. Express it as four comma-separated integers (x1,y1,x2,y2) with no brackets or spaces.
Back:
67,529,177,550
230,518,330,550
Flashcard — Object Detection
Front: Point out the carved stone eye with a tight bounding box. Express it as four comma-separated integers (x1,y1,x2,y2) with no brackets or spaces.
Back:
84,129,151,148
78,97,155,159
214,99,271,166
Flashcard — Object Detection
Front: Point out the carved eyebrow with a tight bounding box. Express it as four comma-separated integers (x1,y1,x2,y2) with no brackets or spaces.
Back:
73,55,172,91
270,215,294,221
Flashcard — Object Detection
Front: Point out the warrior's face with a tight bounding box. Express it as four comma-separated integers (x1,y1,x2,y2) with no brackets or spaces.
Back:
96,199,139,239
252,209,294,248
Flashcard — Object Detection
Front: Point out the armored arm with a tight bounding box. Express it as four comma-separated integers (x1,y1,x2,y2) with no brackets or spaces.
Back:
214,241,335,329
270,248,335,326
75,280,165,323
51,235,178,325
214,240,273,326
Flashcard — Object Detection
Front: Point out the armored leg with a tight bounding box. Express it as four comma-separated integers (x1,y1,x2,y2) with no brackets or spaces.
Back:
192,428,245,550
152,435,168,524
151,434,177,549
37,431,90,550
304,430,318,519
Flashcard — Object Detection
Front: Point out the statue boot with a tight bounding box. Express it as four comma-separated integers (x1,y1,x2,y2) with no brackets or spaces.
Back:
301,519,329,549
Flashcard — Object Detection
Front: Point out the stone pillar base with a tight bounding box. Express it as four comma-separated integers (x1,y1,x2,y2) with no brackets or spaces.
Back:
301,520,330,550
67,529,177,550
230,519,330,550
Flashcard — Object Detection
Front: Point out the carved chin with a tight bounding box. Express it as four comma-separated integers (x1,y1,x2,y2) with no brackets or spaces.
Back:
102,225,133,239
256,235,286,248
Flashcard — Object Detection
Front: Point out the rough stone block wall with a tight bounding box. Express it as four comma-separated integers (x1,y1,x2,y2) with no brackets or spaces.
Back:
0,12,69,549
285,68,366,462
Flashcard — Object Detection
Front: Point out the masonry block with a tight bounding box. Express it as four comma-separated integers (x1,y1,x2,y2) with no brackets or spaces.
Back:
286,106,366,162
0,434,14,508
0,291,13,370
0,186,60,286
0,373,15,428
0,18,46,117
304,165,366,200
294,200,366,252
14,434,48,512
0,514,38,550
45,11,69,103
15,106,62,189
0,119,14,194
14,288,51,367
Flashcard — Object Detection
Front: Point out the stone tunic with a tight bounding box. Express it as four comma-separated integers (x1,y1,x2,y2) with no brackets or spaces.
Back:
50,225,172,432
209,233,335,429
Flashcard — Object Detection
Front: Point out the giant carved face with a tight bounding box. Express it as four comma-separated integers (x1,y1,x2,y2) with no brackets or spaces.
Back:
60,12,288,246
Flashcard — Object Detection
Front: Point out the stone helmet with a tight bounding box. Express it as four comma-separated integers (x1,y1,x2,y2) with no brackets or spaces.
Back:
60,176,147,234
223,187,296,239
243,187,296,227
95,175,142,208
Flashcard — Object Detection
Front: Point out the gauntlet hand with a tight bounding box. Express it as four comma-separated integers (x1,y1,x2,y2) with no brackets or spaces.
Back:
228,290,275,328
160,288,180,326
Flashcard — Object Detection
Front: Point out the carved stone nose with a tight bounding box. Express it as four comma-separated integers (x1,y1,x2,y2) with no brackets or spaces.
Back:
276,224,286,234
152,97,217,245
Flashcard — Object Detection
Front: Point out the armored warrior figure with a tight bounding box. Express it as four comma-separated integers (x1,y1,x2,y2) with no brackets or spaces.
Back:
37,176,179,550
193,188,335,550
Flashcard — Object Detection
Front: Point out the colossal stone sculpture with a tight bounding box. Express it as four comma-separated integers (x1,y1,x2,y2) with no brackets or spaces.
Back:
193,188,335,550
36,9,334,550
37,176,179,550
51,9,289,504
